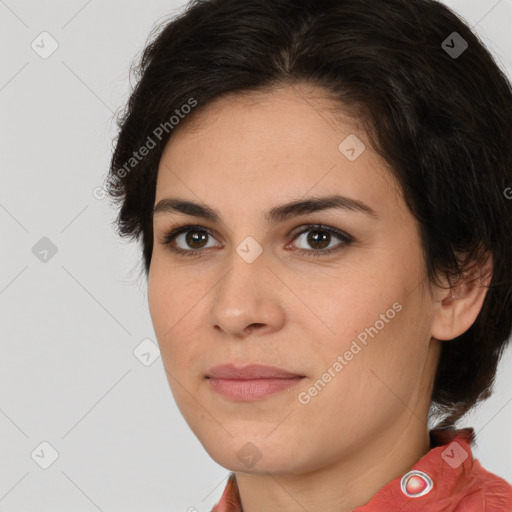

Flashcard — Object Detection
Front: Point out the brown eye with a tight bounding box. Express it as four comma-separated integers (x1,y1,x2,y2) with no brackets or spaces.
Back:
290,225,353,256
161,225,222,256
160,223,353,258
183,229,209,249
305,230,331,250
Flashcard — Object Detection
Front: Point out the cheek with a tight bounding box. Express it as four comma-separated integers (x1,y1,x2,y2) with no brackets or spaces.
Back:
311,276,395,352
147,263,202,373
148,276,205,421
148,256,202,332
314,238,428,364
307,270,427,397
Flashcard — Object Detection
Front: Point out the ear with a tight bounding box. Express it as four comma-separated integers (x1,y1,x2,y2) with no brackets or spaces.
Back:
431,251,493,341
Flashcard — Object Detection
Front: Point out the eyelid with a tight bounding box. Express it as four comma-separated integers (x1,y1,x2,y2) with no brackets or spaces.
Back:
286,224,354,256
288,223,353,243
159,223,354,256
160,223,221,248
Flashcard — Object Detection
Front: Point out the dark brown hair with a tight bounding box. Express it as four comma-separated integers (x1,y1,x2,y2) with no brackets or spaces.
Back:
106,0,512,429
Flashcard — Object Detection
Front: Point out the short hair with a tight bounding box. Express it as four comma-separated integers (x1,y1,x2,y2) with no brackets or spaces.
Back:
106,0,512,428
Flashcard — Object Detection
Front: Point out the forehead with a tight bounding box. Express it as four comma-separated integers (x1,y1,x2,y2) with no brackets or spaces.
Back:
155,84,404,219
162,83,364,158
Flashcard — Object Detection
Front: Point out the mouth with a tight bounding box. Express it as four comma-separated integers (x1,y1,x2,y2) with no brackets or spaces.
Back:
206,363,305,401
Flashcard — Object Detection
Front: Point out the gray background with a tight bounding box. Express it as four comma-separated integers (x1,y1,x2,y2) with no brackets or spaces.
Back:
0,1,511,511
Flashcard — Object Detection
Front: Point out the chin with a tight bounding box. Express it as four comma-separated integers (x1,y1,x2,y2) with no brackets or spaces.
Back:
212,453,301,475
200,431,307,474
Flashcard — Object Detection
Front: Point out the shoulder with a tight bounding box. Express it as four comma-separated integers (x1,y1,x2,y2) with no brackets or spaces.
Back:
427,428,512,511
455,458,512,512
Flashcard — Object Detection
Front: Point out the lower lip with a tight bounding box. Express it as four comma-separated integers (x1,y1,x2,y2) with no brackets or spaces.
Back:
207,377,304,401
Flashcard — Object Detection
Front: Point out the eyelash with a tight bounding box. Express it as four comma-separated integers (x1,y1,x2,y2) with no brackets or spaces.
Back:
159,223,354,258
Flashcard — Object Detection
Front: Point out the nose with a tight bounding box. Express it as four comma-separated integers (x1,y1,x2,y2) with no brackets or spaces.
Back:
208,249,286,339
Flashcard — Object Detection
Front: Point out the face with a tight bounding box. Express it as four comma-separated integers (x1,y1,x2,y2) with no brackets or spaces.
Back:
148,83,441,474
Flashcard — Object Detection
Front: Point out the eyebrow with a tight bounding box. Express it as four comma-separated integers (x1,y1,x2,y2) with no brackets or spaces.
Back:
153,194,378,225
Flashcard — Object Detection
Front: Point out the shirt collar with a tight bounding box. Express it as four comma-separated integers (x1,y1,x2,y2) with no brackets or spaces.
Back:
211,428,512,512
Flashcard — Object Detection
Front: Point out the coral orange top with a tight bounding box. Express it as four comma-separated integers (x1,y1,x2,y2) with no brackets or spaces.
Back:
211,428,512,512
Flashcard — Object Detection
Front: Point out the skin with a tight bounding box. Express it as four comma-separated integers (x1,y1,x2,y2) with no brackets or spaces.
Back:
147,83,492,512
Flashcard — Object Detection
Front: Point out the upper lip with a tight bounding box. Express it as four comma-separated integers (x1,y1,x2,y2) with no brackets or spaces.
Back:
207,363,303,380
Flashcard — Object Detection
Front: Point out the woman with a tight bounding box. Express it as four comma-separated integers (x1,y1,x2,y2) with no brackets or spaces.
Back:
105,0,512,510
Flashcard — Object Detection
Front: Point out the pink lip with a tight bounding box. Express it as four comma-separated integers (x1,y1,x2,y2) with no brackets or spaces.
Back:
207,363,302,379
206,364,305,401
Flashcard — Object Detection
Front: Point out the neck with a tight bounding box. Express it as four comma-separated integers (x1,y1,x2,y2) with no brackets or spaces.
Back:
235,417,431,512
